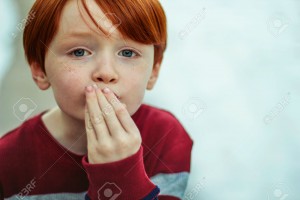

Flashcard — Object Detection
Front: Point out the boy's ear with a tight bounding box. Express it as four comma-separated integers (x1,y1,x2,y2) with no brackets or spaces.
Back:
29,62,51,90
147,62,162,90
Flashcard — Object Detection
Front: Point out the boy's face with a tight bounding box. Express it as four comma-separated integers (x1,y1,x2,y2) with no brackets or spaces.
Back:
32,0,161,120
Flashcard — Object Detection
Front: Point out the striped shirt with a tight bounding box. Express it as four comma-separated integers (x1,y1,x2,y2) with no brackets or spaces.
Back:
0,104,193,199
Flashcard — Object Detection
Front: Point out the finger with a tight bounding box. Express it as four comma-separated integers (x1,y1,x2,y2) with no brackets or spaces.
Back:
84,104,97,144
102,87,138,134
85,85,109,140
93,84,123,136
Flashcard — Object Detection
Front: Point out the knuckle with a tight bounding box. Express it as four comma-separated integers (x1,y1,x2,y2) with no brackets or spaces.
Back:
110,97,119,106
102,104,113,116
122,134,141,147
90,114,103,124
130,132,141,143
86,119,93,129
115,106,127,116
133,134,142,145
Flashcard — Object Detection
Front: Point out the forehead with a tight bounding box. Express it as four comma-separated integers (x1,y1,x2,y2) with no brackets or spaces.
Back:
56,0,121,39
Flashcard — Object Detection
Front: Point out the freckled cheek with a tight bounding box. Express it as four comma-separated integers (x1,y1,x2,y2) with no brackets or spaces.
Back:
51,71,87,104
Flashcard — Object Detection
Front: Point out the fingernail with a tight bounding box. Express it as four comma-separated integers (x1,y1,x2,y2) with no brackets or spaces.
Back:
103,87,110,94
92,84,98,89
86,85,93,92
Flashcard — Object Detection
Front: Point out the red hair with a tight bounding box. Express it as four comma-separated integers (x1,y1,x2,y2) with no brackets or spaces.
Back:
23,0,167,73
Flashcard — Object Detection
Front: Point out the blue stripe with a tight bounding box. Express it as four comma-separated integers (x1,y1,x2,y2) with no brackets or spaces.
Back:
143,186,160,200
84,193,90,200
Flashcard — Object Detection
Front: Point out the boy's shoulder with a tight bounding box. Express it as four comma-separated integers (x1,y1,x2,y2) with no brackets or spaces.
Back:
134,104,193,142
137,104,193,176
135,103,183,127
0,112,44,158
0,112,43,138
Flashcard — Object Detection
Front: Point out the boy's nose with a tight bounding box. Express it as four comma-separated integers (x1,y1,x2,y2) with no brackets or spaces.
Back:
96,75,118,83
92,63,119,84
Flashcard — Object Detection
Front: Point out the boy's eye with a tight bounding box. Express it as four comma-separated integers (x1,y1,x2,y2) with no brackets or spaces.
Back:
119,49,137,58
71,49,90,57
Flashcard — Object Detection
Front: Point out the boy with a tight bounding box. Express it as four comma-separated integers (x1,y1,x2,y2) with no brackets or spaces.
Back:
0,0,193,199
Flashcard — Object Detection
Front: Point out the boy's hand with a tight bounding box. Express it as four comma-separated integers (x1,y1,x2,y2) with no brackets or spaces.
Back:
84,84,142,164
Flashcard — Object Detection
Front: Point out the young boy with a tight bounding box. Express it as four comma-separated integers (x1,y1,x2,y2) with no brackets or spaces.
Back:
0,0,193,199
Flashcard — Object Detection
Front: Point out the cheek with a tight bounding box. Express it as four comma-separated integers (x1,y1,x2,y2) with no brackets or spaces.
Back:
47,58,85,86
122,62,152,88
44,52,91,119
125,87,146,116
121,73,149,115
52,65,85,91
50,66,87,108
122,69,148,96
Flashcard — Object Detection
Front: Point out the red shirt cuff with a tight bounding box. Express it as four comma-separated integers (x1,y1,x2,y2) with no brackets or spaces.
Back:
82,146,156,199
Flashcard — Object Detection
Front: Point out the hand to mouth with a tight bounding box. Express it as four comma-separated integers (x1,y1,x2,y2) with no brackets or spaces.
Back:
84,83,141,164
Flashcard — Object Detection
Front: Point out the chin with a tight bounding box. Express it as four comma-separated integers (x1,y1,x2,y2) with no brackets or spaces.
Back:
57,103,85,122
128,102,142,116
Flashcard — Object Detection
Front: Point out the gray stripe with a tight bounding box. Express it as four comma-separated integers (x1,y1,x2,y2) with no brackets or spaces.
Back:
150,172,190,198
6,192,86,200
6,172,189,199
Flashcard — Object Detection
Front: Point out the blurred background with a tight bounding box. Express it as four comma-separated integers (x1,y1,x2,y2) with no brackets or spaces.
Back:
1,0,299,199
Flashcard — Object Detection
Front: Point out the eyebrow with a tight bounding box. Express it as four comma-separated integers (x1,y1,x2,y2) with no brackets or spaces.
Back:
62,29,120,41
61,30,140,48
63,31,95,38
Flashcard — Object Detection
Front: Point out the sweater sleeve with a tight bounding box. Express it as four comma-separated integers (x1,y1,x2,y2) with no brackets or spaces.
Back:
82,146,159,200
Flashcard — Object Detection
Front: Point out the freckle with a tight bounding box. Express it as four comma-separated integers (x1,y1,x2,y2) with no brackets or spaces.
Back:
64,65,75,73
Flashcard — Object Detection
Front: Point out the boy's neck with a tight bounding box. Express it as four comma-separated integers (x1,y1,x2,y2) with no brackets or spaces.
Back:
42,106,87,156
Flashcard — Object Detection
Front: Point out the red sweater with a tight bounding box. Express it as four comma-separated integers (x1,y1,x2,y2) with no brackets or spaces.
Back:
0,104,193,200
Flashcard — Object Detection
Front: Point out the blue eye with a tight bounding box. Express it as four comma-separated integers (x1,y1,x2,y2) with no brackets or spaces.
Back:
119,49,137,58
71,49,89,57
